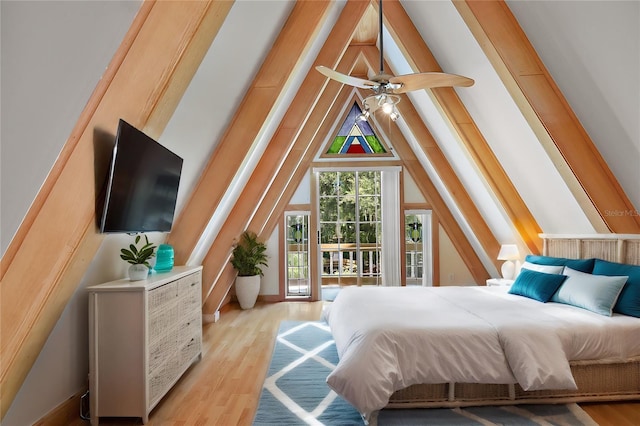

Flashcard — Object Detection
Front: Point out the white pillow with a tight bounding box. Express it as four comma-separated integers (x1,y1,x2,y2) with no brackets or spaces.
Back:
550,267,628,316
519,261,564,275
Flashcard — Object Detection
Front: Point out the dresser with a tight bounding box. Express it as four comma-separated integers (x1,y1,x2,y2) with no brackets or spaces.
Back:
87,266,202,425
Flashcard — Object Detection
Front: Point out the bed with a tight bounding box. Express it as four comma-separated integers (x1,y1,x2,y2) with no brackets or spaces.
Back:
321,234,640,420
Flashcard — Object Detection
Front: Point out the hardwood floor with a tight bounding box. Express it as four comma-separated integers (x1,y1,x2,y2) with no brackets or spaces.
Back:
81,301,639,425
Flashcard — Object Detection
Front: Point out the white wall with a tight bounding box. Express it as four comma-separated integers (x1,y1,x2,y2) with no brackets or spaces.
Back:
439,225,475,286
507,0,640,210
0,0,142,256
262,225,281,296
1,2,141,424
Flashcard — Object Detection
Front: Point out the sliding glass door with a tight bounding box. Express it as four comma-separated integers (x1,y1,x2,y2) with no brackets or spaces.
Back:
317,170,382,287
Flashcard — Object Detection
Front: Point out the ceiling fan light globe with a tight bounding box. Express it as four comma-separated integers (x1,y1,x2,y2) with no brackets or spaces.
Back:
382,102,393,114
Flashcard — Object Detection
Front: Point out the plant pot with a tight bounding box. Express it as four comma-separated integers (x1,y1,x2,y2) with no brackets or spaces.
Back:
128,264,149,281
235,275,261,309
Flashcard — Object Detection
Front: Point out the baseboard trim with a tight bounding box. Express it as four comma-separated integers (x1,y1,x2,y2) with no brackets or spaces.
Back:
33,389,83,425
258,294,281,303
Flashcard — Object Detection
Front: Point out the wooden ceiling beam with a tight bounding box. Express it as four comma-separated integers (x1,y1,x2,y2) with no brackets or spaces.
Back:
255,56,373,238
195,2,369,312
0,1,233,417
360,46,501,273
202,83,356,315
166,1,334,265
455,0,639,233
381,0,543,254
355,87,490,284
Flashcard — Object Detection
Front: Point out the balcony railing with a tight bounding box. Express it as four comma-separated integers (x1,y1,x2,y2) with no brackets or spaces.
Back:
321,243,380,286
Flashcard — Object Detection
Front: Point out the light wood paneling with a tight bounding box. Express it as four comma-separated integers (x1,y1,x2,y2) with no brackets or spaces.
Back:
455,0,640,234
0,1,233,417
382,0,543,254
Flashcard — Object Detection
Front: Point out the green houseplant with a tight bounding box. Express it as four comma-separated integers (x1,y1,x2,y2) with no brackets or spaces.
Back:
120,234,157,280
231,231,268,309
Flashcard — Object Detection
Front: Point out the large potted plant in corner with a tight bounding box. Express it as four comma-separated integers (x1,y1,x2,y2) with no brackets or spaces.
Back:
231,231,268,309
120,234,157,281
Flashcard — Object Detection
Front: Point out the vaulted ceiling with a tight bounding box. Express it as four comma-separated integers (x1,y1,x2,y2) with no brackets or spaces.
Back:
1,0,638,418
162,0,639,314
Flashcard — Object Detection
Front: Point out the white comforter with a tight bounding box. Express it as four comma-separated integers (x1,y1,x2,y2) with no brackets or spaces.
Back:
322,285,640,416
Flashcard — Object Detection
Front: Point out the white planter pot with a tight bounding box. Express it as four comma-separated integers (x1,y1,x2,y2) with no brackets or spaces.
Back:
235,275,261,309
128,264,149,281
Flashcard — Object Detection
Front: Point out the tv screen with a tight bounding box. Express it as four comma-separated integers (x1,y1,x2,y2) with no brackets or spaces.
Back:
100,119,183,233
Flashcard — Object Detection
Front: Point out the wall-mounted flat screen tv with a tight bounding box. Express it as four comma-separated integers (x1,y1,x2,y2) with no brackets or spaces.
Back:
99,119,183,233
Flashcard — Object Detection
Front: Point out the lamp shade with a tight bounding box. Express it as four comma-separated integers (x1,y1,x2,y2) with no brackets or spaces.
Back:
497,244,519,260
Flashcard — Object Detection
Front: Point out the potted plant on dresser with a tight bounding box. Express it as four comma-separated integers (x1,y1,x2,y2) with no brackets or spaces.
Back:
231,231,268,309
120,234,157,281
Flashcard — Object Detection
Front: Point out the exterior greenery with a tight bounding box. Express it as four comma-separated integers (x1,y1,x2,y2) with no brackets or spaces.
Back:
318,171,381,244
318,171,382,279
120,234,157,267
231,231,268,277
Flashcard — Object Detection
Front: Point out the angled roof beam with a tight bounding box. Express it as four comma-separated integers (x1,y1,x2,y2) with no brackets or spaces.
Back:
361,45,501,272
202,83,356,314
167,0,335,264
0,1,233,417
354,87,490,283
381,0,543,253
455,0,639,233
254,55,378,238
196,40,366,313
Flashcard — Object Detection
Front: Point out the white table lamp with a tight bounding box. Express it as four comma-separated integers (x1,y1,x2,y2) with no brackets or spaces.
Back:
497,244,520,280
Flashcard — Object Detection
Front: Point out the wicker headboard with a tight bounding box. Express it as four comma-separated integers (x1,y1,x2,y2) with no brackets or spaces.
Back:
540,234,640,266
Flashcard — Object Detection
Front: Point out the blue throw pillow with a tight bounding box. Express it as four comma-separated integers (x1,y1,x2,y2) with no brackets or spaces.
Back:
550,267,628,316
509,268,568,302
525,255,595,273
592,259,640,318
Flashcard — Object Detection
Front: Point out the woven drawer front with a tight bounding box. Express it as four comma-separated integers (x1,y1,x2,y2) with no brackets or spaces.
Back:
148,302,178,341
178,290,200,316
177,271,201,292
178,335,201,367
148,329,177,374
178,312,200,344
149,356,179,404
148,281,178,312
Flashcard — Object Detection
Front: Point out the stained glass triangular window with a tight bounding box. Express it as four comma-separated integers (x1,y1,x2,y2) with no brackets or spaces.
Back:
326,103,386,155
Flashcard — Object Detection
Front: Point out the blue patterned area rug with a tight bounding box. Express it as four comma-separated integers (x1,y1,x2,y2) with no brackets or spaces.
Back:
253,321,598,426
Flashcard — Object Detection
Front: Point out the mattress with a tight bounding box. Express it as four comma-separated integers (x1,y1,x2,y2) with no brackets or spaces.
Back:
322,285,640,416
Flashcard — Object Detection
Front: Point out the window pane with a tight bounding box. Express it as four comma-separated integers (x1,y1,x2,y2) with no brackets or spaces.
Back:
358,195,379,222
359,223,379,244
320,222,337,244
319,197,338,221
358,171,380,195
340,223,356,244
339,195,356,221
285,212,310,297
320,171,338,195
337,172,355,195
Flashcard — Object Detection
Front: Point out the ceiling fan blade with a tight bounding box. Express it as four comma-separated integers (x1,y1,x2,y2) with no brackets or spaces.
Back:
316,66,378,89
389,72,475,93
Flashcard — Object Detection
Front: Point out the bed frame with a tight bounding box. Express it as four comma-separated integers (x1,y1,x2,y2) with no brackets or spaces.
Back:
386,234,640,409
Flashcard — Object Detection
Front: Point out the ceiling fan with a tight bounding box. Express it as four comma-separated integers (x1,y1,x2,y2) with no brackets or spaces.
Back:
316,0,474,120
